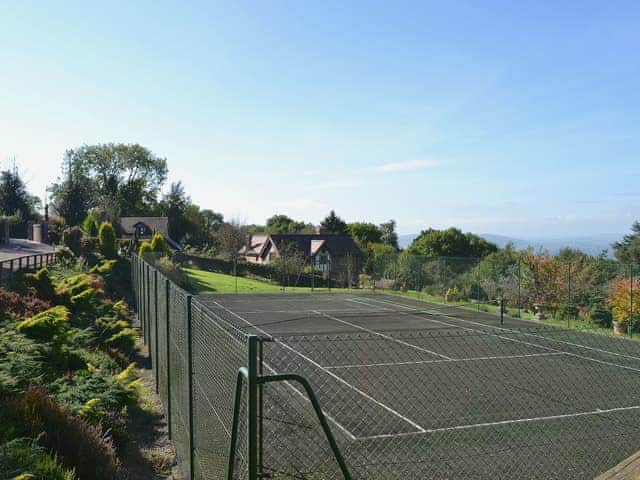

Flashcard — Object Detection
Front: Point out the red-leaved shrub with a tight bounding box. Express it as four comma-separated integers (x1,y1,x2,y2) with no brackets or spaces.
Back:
1,386,120,480
0,288,52,320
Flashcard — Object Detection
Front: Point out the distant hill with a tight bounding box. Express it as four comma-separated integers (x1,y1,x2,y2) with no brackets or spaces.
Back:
398,232,621,256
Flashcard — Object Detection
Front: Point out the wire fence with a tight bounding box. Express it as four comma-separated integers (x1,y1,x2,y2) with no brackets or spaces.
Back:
257,323,640,479
178,251,640,335
133,253,640,479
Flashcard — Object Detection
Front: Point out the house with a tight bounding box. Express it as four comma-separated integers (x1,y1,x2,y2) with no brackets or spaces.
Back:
120,217,180,249
243,229,362,286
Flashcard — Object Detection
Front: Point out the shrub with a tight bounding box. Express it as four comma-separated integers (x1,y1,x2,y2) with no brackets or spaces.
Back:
55,247,76,267
98,222,117,259
590,303,613,328
17,306,70,343
609,278,640,327
0,325,44,396
556,303,579,323
0,436,77,480
62,227,83,257
150,232,170,254
70,288,98,316
359,274,372,288
90,259,117,275
155,256,192,290
51,369,137,417
92,258,131,299
80,237,100,259
104,328,137,356
445,285,464,303
2,387,119,480
23,268,56,302
0,288,51,321
138,240,152,258
55,274,93,302
82,212,99,237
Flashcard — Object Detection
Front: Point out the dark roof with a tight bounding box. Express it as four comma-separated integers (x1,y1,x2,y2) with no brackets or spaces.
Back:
120,217,169,236
267,234,361,258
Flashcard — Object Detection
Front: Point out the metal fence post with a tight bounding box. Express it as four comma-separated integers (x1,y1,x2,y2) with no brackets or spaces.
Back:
567,261,572,328
247,335,259,480
518,259,521,318
154,270,159,393
630,264,634,338
144,265,149,345
476,266,481,311
165,278,172,439
186,294,195,480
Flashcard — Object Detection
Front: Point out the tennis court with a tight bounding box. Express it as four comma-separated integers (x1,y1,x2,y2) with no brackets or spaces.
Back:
196,291,640,479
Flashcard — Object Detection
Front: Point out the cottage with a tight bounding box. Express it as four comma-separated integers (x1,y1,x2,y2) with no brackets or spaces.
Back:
120,217,180,249
243,229,362,286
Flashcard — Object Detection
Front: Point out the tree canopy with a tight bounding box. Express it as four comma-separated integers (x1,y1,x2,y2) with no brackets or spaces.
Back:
265,214,308,234
159,181,223,248
320,210,348,234
51,143,168,223
614,221,640,264
408,227,498,258
50,151,94,226
347,222,382,249
0,166,40,220
379,220,399,249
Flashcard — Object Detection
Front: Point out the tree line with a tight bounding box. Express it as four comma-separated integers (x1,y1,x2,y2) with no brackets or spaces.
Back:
4,142,640,267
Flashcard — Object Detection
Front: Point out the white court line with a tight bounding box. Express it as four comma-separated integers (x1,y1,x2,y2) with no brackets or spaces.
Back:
325,352,565,370
200,301,357,440
357,404,640,440
354,296,640,374
314,310,453,361
232,309,370,315
369,294,640,362
210,300,426,436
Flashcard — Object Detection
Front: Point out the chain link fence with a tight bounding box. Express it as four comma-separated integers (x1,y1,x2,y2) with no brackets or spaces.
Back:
177,251,640,337
133,253,640,479
261,326,640,479
134,255,252,480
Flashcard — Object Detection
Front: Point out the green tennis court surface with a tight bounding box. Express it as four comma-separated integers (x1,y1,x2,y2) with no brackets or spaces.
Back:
196,292,640,479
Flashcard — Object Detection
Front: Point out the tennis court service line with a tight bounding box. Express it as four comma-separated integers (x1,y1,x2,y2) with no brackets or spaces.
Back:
203,301,357,441
209,300,428,436
354,296,640,374
366,295,640,363
314,310,453,361
356,404,640,441
325,352,565,370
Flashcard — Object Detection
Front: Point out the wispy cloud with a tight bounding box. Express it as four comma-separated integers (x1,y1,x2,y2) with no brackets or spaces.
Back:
374,159,440,173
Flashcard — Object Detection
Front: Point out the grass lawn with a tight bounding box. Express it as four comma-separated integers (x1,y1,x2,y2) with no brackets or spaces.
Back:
185,267,339,294
185,268,283,293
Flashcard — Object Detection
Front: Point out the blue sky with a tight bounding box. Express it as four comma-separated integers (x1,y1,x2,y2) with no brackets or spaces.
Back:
1,1,639,237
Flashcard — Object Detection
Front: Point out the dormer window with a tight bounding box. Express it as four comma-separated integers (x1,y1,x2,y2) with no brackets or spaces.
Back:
134,222,152,237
